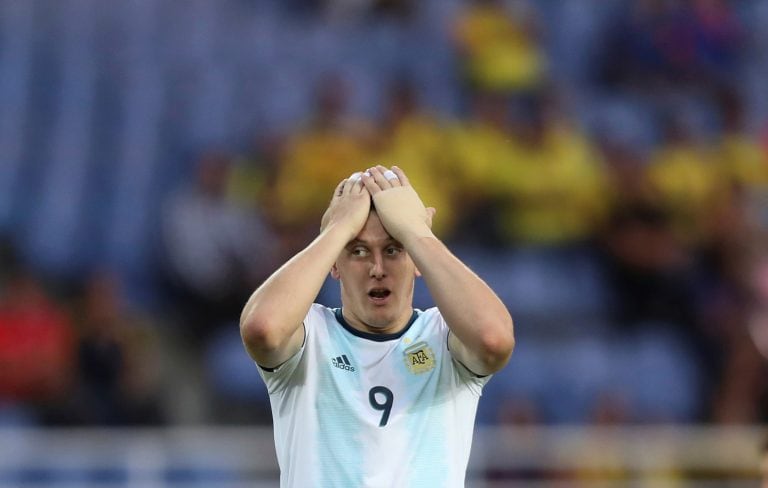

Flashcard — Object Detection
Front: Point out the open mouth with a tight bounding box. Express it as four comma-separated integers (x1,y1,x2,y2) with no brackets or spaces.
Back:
368,288,391,303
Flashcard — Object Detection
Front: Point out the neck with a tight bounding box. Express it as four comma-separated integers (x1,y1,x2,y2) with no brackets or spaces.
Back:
341,307,414,336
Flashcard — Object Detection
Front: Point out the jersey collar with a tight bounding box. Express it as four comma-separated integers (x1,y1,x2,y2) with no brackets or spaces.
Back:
334,308,419,342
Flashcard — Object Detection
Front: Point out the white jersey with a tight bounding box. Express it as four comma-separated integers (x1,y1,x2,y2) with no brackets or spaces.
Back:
258,303,491,488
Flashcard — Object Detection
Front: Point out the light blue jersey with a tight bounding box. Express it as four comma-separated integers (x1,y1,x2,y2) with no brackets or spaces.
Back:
258,303,490,488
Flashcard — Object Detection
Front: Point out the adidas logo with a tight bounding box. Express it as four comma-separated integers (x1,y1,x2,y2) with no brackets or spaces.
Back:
331,354,356,372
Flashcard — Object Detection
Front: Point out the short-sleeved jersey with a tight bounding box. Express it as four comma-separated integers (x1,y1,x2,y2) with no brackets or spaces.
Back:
257,303,491,488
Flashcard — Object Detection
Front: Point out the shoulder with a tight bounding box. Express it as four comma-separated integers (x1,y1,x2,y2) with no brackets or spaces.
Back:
304,303,341,334
306,303,336,323
416,307,445,325
412,307,449,338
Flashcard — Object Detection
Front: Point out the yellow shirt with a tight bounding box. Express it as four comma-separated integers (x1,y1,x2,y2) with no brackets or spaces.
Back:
715,133,768,189
454,4,544,92
490,127,609,245
271,124,370,229
647,142,727,242
445,119,514,195
370,114,456,237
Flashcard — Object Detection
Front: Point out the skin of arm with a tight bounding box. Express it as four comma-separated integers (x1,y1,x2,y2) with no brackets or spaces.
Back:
363,166,515,375
240,177,371,368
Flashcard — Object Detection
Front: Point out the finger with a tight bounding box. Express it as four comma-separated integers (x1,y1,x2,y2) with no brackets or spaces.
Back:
361,170,382,196
348,171,363,184
341,177,355,196
352,176,367,194
345,171,369,194
333,179,346,198
370,166,393,189
391,166,410,186
382,167,402,187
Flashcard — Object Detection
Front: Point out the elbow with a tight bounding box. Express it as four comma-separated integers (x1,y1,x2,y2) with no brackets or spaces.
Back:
478,317,515,372
240,313,282,353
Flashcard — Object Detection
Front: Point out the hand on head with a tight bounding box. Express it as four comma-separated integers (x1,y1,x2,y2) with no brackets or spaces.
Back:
320,173,371,241
361,165,436,244
321,166,436,243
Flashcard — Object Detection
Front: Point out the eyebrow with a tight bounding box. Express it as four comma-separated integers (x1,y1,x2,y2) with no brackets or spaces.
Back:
346,238,402,248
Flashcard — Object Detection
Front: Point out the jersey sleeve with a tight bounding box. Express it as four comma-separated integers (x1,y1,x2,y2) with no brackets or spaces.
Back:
450,341,492,395
255,304,327,394
431,311,492,396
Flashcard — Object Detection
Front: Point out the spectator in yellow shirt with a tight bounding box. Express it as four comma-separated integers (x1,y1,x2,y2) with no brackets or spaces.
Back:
270,74,375,245
452,0,546,95
443,90,517,244
489,91,610,246
647,113,728,245
367,79,457,237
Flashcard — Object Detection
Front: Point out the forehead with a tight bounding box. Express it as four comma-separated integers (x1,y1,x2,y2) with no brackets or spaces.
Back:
353,212,393,245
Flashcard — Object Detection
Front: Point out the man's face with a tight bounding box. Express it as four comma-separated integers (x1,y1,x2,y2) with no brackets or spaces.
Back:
331,211,418,334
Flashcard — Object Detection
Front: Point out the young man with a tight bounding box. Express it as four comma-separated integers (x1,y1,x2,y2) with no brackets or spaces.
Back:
240,165,514,487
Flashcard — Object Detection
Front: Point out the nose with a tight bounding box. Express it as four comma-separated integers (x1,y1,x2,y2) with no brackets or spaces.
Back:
369,252,385,279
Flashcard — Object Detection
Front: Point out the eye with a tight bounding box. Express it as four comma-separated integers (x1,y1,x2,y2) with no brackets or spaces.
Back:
351,247,370,257
385,246,402,257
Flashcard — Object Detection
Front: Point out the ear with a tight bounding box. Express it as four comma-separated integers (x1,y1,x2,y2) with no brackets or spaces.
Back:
330,263,341,280
414,267,422,278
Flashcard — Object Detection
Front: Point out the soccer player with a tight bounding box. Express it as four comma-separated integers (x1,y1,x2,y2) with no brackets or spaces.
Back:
240,165,515,487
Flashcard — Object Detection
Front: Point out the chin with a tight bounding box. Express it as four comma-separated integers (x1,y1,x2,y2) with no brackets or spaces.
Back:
364,315,392,329
363,310,396,329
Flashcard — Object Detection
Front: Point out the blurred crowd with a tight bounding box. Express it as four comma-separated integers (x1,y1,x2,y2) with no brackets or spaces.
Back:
1,0,768,434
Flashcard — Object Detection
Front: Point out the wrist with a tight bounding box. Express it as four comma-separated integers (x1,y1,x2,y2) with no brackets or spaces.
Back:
321,220,358,244
401,227,437,249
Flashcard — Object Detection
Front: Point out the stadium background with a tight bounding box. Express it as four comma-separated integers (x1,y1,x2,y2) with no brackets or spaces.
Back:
0,0,767,485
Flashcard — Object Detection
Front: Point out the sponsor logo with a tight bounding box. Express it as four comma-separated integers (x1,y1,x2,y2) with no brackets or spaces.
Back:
331,354,356,372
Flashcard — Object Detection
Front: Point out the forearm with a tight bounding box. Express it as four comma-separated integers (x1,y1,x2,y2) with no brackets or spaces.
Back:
240,224,350,353
405,235,514,371
362,164,514,370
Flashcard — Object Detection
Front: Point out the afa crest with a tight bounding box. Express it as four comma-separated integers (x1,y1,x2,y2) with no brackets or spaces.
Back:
404,341,436,374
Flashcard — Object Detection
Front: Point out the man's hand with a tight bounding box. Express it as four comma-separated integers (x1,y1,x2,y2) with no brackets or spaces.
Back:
362,165,436,245
320,175,371,241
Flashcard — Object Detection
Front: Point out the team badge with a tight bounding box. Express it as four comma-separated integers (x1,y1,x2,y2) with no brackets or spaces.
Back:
403,341,435,374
